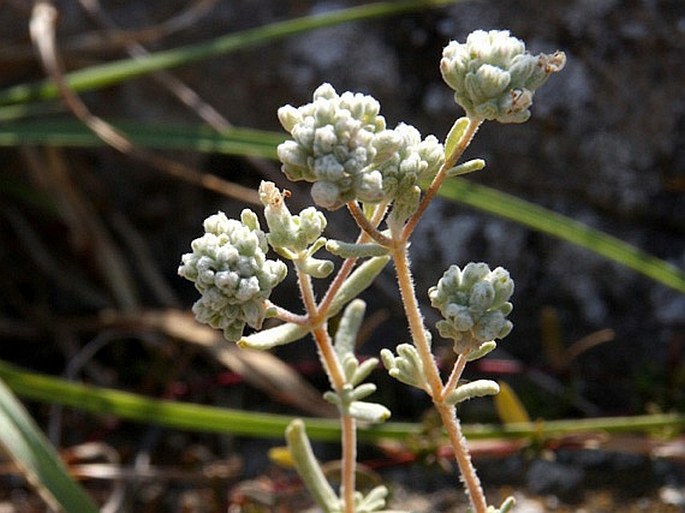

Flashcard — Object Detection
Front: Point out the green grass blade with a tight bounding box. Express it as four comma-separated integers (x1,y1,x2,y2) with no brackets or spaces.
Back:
0,0,465,105
439,179,685,293
0,360,683,443
1,117,682,293
0,118,283,159
0,377,100,513
0,359,411,443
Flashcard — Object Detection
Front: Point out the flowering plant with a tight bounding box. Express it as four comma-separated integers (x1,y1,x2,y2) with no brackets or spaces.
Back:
180,29,564,513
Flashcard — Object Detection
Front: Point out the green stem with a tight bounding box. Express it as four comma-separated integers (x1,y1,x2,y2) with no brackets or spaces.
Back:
0,0,467,105
0,359,683,441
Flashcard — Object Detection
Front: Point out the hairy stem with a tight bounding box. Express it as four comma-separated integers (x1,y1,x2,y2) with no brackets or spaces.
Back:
435,401,488,513
401,117,482,241
441,353,468,401
295,263,355,513
391,245,488,513
389,117,488,512
389,245,444,398
347,201,392,247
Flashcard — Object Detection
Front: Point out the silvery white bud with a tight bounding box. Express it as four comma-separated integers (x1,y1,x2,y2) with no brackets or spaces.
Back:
379,123,444,225
429,262,514,353
259,181,327,253
179,211,287,342
440,30,565,123
277,83,392,209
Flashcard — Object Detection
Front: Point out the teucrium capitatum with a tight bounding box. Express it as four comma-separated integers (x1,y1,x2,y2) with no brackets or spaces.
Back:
180,28,564,513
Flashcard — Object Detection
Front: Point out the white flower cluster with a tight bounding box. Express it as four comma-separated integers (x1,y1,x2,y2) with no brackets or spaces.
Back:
440,30,566,123
378,123,444,223
178,210,287,342
259,181,327,253
277,83,443,211
428,262,514,354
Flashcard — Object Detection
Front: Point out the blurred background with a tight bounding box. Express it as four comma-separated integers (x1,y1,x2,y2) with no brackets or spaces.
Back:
0,0,683,511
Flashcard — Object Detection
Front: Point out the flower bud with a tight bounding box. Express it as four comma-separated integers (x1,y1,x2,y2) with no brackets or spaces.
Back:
179,211,287,342
277,84,443,213
429,262,514,353
440,30,565,123
259,181,327,253
277,83,389,209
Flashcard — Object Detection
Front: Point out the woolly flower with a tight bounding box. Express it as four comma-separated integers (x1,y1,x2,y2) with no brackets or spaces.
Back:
179,210,287,342
428,262,514,354
258,181,327,253
277,83,390,209
278,83,444,212
440,30,566,123
379,123,444,223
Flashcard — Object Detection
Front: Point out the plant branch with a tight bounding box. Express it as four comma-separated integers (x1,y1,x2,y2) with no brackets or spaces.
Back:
390,234,488,513
318,201,389,316
401,117,482,241
295,263,356,513
347,201,392,247
441,353,468,402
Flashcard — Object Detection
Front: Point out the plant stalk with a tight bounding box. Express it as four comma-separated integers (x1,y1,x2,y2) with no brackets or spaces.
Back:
401,117,482,241
296,263,356,513
391,244,488,513
387,118,489,513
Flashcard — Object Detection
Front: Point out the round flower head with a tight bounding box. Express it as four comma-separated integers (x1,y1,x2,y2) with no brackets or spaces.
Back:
379,123,444,225
429,262,514,354
178,210,287,342
440,30,566,123
277,83,401,209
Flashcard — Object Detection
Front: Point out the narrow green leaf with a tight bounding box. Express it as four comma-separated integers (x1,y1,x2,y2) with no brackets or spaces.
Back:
285,419,340,513
443,117,469,159
0,359,410,443
0,360,683,441
1,117,681,293
0,118,283,159
440,178,685,293
0,0,466,105
0,377,100,513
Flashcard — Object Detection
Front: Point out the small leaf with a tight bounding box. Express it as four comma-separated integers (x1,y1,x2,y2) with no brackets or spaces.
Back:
444,117,470,159
351,357,378,386
334,299,366,361
445,379,500,405
348,401,391,423
328,256,390,316
326,240,389,258
466,340,498,362
357,485,389,513
446,158,486,177
238,322,309,350
299,256,335,278
285,419,340,513
351,383,377,401
493,380,531,424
